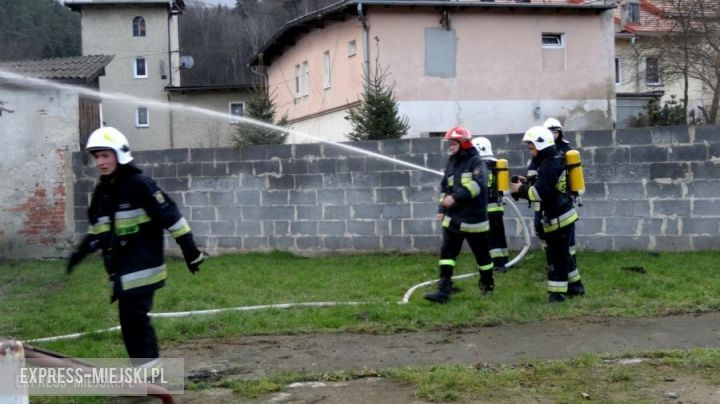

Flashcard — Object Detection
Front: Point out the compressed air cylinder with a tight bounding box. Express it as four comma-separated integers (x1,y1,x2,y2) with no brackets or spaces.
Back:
564,150,585,194
496,159,510,192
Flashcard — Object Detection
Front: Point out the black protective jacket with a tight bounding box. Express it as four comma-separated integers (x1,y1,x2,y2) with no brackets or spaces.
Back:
80,164,199,299
438,148,489,233
517,146,578,233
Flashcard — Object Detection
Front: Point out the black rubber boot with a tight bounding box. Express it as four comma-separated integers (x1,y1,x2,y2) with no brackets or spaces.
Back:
493,258,509,273
548,292,566,303
479,270,494,296
425,278,453,304
568,281,586,297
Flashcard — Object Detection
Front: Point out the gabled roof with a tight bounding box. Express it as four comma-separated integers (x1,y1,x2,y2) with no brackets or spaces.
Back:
250,0,616,65
614,0,684,35
0,55,114,84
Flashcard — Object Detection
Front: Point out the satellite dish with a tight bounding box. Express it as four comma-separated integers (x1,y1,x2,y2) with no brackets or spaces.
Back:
180,55,194,69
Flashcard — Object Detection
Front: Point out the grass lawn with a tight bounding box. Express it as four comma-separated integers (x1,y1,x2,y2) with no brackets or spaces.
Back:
1,250,719,357
2,250,720,402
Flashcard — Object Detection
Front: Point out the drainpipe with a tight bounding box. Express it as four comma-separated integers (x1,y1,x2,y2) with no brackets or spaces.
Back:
630,35,641,93
167,7,175,148
358,3,370,88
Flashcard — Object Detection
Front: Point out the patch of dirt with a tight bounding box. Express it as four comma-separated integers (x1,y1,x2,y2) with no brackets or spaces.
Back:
163,312,720,403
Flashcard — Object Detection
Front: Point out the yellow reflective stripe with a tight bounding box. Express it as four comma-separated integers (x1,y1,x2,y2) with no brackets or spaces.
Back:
543,209,578,232
169,218,191,238
547,281,568,293
115,208,151,236
487,203,504,213
533,202,542,212
447,177,454,186
478,262,493,271
569,246,577,256
442,216,451,228
437,195,444,203
568,270,581,283
461,177,481,198
439,259,456,267
121,265,167,291
90,223,111,235
528,186,541,202
89,216,111,235
460,221,489,233
490,248,509,258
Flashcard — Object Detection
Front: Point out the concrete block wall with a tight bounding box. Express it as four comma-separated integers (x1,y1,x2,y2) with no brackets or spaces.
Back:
72,125,720,254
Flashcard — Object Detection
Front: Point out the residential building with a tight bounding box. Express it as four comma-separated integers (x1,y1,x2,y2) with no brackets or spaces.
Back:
64,0,252,150
251,0,617,142
614,0,713,127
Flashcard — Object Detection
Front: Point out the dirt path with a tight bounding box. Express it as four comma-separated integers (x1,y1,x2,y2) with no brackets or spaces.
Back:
165,312,720,402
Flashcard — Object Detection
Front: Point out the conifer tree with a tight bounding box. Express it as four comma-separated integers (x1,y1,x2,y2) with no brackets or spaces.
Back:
233,86,289,147
346,56,409,141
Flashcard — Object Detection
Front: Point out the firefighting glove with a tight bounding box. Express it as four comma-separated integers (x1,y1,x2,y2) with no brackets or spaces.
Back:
510,176,521,201
182,248,205,274
66,236,98,275
176,233,205,274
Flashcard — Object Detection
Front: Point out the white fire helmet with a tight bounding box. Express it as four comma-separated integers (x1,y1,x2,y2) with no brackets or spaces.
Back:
86,127,133,164
543,117,563,133
522,126,555,151
472,137,494,158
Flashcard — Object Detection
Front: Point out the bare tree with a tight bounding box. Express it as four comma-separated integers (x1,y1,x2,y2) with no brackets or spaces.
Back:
623,0,720,123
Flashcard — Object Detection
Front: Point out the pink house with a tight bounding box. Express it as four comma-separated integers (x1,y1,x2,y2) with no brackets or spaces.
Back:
252,0,617,142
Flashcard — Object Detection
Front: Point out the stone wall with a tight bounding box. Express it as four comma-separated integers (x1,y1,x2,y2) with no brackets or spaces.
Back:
1,86,79,258
72,125,720,254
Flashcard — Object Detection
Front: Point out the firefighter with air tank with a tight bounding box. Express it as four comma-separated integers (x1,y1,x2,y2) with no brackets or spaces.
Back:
510,125,586,303
472,137,511,272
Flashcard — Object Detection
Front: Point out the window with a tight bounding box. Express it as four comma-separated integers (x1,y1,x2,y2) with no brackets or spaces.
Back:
628,2,640,23
323,51,331,89
134,57,147,78
136,107,149,127
348,40,357,57
301,61,309,96
229,102,244,124
133,17,146,37
646,57,660,85
294,61,309,97
542,33,564,48
615,57,622,84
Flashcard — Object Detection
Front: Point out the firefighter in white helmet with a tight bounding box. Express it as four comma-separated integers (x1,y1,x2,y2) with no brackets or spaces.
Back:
511,126,585,303
425,126,495,304
66,126,205,366
542,117,582,282
472,137,510,272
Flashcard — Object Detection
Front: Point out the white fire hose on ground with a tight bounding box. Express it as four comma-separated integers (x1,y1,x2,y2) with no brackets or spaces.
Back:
25,167,532,343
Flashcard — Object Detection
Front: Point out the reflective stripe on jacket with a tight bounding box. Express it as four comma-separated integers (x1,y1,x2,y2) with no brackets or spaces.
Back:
85,164,191,297
438,148,489,233
520,147,577,233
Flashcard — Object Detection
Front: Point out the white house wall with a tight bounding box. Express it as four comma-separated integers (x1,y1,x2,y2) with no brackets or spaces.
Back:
287,108,353,144
169,92,252,148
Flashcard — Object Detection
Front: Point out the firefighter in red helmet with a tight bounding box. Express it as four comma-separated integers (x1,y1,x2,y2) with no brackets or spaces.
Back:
425,126,495,304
